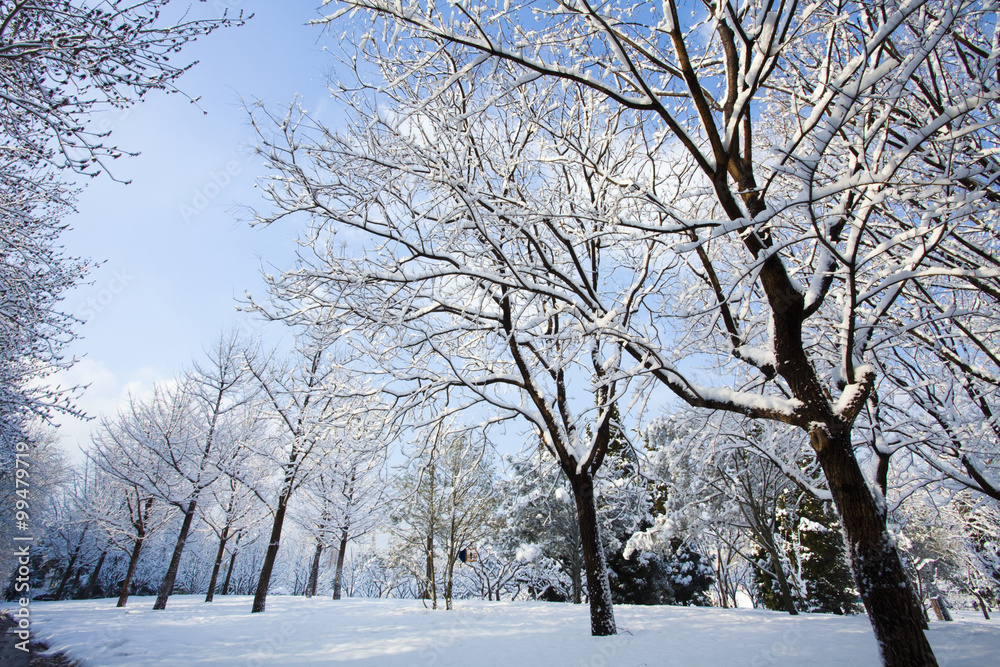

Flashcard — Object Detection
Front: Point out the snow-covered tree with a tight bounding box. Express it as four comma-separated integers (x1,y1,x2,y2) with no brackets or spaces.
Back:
250,51,651,635
0,184,88,458
876,343,1000,503
504,452,585,604
308,1,1000,661
149,334,258,609
295,417,387,600
755,494,861,615
81,451,175,607
242,327,381,613
200,466,268,603
389,428,501,610
0,0,245,177
893,492,1000,620
90,333,257,610
0,425,68,589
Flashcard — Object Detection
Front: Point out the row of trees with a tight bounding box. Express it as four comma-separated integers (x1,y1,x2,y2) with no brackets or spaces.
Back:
7,325,995,667
18,382,992,627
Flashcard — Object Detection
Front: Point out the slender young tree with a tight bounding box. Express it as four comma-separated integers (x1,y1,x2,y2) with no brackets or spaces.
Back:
243,330,374,613
150,334,255,610
390,428,500,610
91,334,255,610
201,469,266,602
82,455,174,607
296,432,386,600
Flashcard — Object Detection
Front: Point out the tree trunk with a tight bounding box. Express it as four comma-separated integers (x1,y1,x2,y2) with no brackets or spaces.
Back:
205,527,230,602
568,471,616,636
445,556,456,611
252,489,292,613
153,499,198,610
306,542,323,598
332,530,349,600
813,427,937,667
568,504,583,604
221,550,238,596
571,553,583,604
83,550,108,599
54,563,76,601
765,544,798,615
425,533,437,609
971,590,991,620
55,524,89,600
715,553,729,609
117,535,145,608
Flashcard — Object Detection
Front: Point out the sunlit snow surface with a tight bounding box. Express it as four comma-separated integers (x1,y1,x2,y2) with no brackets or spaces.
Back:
11,595,1000,666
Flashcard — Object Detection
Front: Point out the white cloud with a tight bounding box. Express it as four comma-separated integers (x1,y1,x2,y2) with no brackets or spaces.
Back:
50,359,173,462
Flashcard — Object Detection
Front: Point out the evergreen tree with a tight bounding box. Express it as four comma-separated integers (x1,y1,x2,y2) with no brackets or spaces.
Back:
605,523,673,605
755,493,860,614
505,452,584,603
665,538,714,607
795,497,862,615
598,411,711,607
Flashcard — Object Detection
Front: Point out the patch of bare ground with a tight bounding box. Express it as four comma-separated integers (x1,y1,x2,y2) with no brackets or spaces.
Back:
1,613,81,667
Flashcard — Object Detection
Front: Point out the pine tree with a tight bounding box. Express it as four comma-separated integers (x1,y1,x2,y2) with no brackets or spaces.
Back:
794,497,862,615
505,452,584,603
755,493,860,614
605,522,673,605
664,538,714,606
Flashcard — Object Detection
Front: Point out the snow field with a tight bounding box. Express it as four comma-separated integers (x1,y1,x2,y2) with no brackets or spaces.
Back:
8,595,1000,666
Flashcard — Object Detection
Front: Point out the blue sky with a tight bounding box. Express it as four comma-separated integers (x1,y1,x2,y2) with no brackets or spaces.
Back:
53,1,344,456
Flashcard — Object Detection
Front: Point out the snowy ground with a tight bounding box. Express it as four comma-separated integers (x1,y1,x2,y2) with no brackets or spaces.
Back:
6,595,999,666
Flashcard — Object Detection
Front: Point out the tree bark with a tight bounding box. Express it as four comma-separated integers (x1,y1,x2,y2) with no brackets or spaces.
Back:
425,532,437,609
332,530,349,600
765,544,798,615
221,550,238,596
205,527,230,602
153,498,198,610
568,470,616,636
54,564,75,601
813,427,937,666
445,556,456,611
971,590,991,620
55,524,89,600
83,550,107,599
117,535,145,608
306,542,323,598
571,554,583,605
252,488,291,613
567,503,583,604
